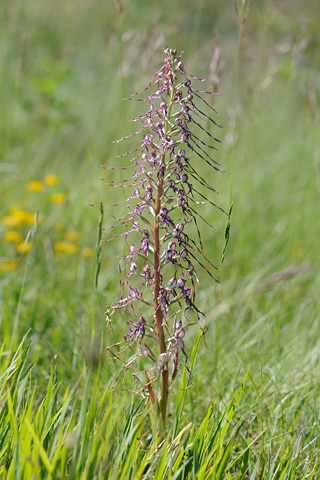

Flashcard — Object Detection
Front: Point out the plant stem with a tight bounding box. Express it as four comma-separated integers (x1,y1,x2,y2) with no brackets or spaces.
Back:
154,154,168,432
155,67,176,431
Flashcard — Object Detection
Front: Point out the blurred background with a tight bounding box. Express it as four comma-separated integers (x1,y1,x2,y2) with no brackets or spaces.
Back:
0,0,319,416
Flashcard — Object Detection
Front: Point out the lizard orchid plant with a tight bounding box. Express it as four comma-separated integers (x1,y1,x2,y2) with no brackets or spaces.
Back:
104,48,225,434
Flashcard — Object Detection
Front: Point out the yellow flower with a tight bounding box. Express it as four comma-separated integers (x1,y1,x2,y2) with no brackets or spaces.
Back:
4,230,23,244
51,193,67,204
2,215,22,228
2,209,36,228
19,211,36,226
0,260,18,272
17,241,31,254
54,242,78,254
44,174,59,186
65,231,80,242
27,180,44,193
82,247,93,257
15,210,35,226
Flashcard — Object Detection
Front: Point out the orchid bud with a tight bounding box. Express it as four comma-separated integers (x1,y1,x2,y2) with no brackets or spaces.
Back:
168,277,177,288
164,249,173,260
130,244,137,254
180,248,188,259
168,241,176,251
175,328,185,339
184,287,191,297
177,278,186,289
130,263,138,274
160,207,168,217
176,223,184,233
159,352,169,365
181,173,188,183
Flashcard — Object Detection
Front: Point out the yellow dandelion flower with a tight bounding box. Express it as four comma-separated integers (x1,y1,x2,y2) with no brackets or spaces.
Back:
2,209,36,228
51,193,67,204
27,180,44,193
2,215,22,228
17,242,31,254
15,210,36,226
54,242,78,254
4,230,23,244
0,260,18,272
44,174,59,186
82,248,93,257
65,231,80,242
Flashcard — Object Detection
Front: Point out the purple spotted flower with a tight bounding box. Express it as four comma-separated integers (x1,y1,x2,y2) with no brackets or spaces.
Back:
104,48,226,433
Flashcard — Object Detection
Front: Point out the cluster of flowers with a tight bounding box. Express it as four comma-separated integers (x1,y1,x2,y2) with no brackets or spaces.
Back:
1,174,93,273
105,49,224,390
27,174,67,203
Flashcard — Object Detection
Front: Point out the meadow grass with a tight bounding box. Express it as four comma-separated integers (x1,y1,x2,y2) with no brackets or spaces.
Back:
0,0,319,477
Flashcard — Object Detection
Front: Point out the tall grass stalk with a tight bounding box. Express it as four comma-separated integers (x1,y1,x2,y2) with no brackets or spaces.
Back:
10,211,38,351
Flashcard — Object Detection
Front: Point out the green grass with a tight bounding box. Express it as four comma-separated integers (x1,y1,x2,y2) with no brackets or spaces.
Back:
0,0,320,477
